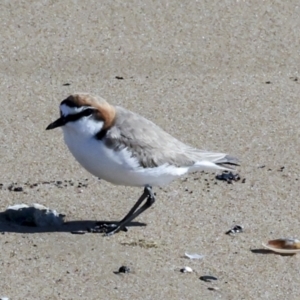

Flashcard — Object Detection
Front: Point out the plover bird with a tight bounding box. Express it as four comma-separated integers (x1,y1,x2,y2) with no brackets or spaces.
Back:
46,93,239,235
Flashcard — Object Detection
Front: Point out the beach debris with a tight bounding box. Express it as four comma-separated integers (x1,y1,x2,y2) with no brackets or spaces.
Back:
226,225,243,235
4,203,65,227
262,238,300,254
216,171,240,183
180,266,193,273
121,239,159,248
0,297,9,300
185,252,204,260
258,165,266,169
118,266,130,273
208,287,220,291
0,179,90,192
200,275,218,282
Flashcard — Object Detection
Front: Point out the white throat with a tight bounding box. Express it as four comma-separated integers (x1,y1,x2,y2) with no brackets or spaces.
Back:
63,117,104,138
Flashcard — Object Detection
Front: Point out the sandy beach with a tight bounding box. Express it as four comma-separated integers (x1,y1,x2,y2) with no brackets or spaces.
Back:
1,1,300,299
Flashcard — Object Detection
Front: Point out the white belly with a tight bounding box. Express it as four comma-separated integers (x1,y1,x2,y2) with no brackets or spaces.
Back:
63,131,188,187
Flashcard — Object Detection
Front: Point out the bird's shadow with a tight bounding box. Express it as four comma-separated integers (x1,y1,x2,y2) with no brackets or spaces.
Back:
251,249,296,256
0,214,146,234
251,248,274,254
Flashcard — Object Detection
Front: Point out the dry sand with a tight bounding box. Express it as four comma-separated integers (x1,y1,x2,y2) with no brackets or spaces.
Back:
1,1,300,299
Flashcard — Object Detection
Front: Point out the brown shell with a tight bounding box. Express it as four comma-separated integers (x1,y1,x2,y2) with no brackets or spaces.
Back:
262,238,300,254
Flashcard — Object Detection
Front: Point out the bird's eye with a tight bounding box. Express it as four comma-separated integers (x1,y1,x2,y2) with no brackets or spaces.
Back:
83,108,94,116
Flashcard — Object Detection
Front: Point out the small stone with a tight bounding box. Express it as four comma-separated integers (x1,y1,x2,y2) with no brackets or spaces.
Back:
226,225,243,235
13,187,23,192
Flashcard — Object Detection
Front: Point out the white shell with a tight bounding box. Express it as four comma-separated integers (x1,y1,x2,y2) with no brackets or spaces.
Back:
185,252,204,259
180,266,193,273
262,238,300,254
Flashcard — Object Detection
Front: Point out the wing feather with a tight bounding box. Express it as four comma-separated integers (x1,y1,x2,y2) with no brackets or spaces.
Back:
104,106,239,169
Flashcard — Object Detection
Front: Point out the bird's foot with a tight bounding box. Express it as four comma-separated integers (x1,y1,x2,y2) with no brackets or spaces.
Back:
87,222,128,235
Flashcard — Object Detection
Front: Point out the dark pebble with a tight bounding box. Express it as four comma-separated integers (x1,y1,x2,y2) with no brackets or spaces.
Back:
200,275,218,282
56,181,62,185
226,225,243,235
216,171,240,183
13,187,23,192
115,76,124,80
118,266,130,273
63,83,71,86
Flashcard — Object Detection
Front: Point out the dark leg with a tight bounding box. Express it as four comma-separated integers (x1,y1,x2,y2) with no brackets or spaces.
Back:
92,185,155,236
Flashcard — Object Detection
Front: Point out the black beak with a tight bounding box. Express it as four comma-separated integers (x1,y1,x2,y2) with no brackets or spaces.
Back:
46,116,66,130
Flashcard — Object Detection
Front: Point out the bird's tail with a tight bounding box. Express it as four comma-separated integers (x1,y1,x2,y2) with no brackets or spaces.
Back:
189,152,240,172
214,154,240,170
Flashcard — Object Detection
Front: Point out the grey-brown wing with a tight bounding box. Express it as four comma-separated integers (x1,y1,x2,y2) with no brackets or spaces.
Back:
104,106,197,168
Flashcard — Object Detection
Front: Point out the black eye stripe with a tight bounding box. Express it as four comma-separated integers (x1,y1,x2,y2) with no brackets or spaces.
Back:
63,108,95,123
61,98,80,108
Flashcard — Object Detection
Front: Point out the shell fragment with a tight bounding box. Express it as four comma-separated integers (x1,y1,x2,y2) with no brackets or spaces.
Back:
262,238,300,254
